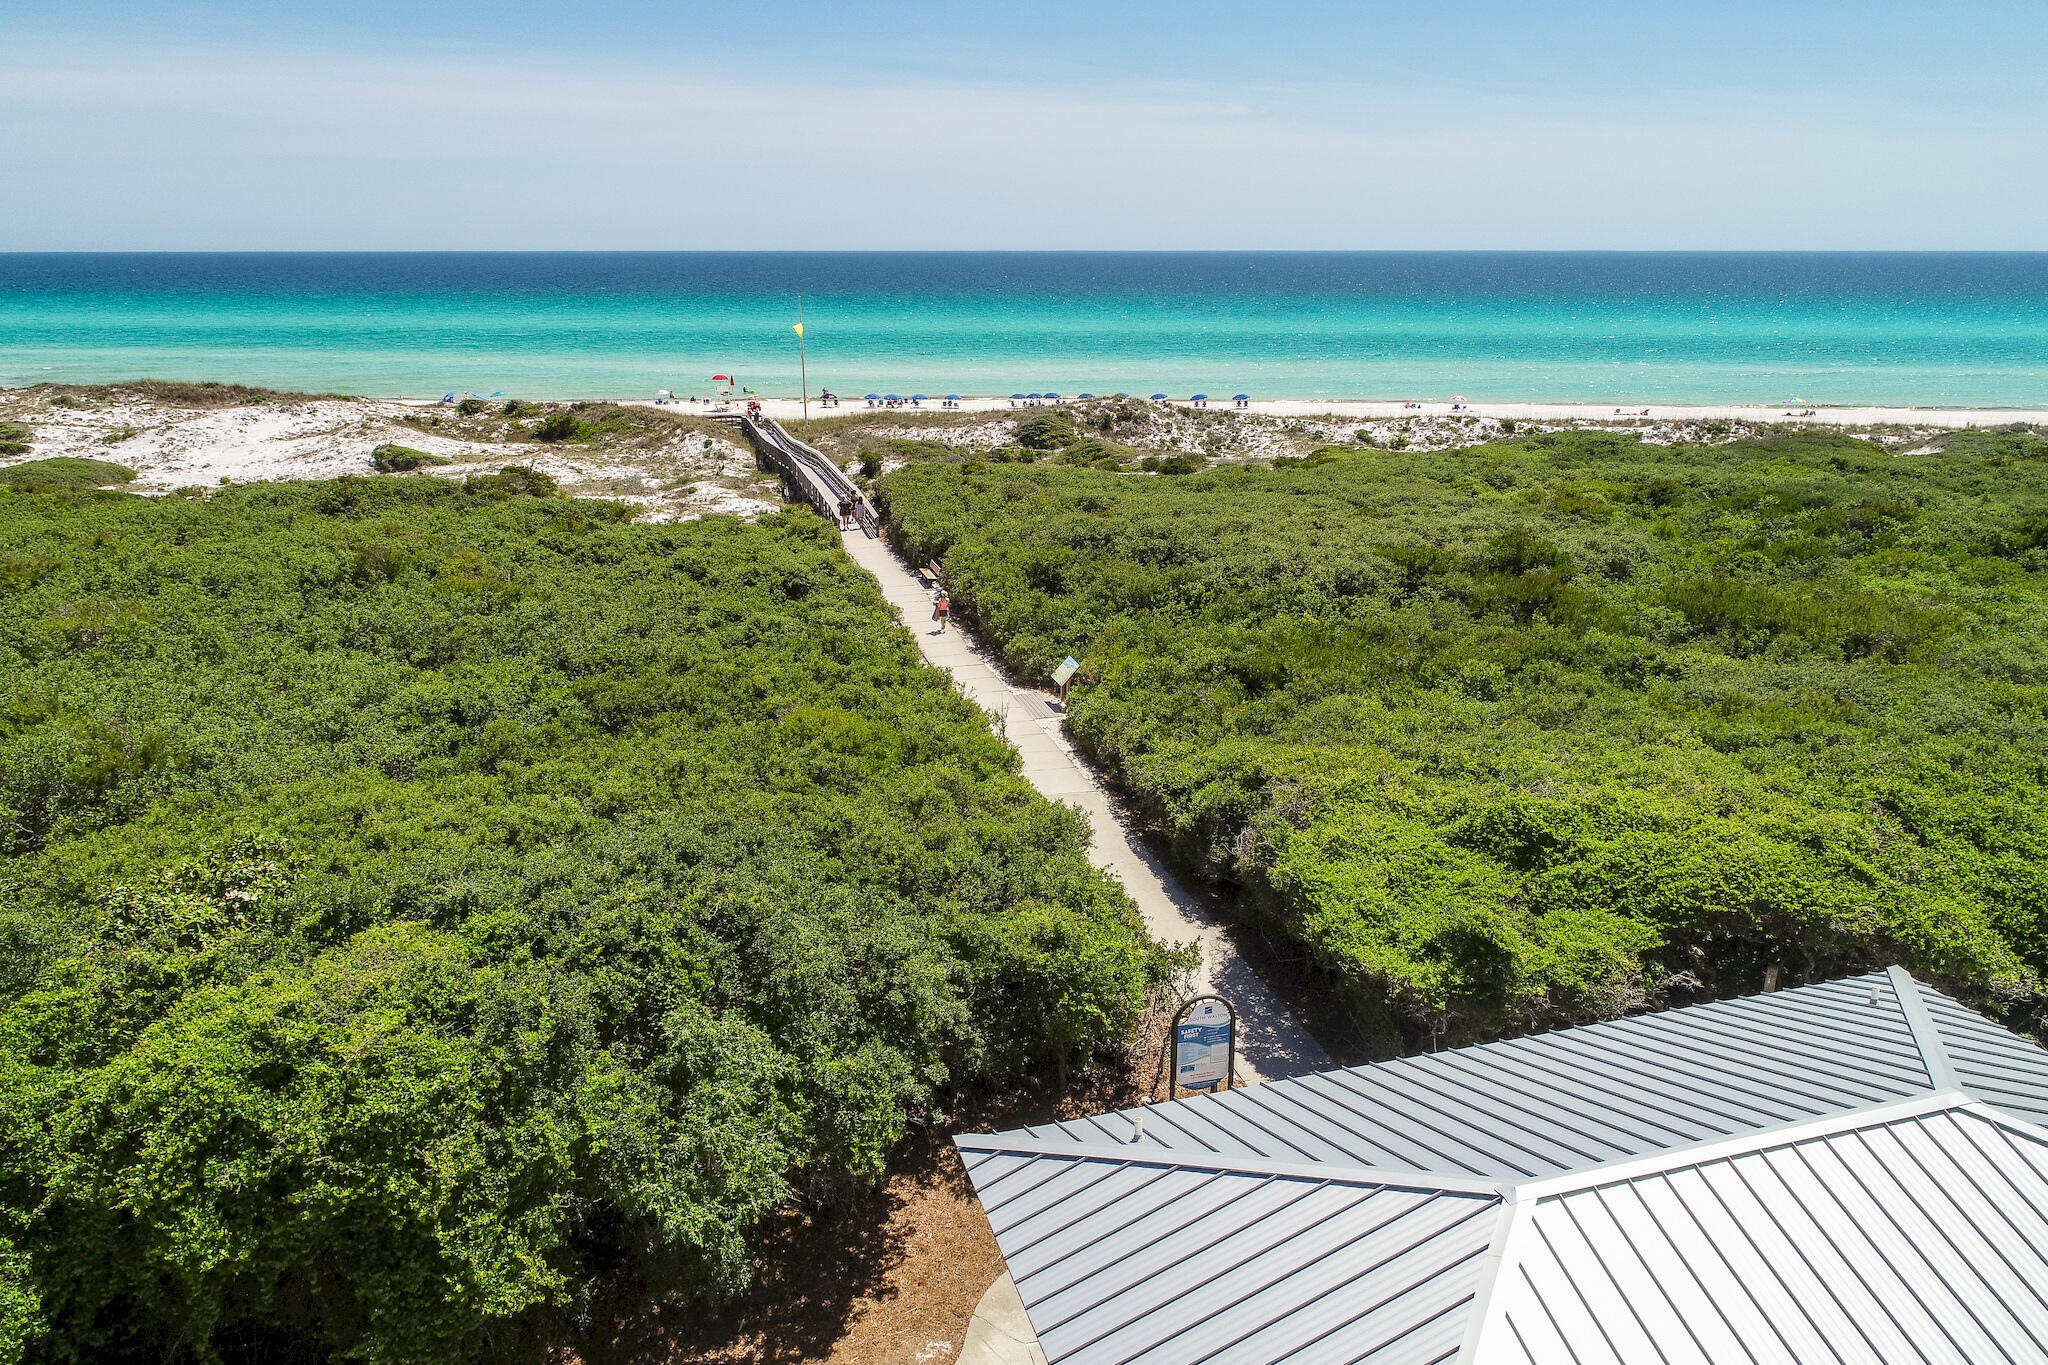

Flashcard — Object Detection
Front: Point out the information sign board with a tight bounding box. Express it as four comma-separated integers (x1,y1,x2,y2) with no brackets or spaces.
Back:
1051,656,1081,688
1174,997,1234,1091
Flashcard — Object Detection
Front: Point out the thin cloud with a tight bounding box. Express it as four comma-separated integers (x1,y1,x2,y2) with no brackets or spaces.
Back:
2,38,2040,248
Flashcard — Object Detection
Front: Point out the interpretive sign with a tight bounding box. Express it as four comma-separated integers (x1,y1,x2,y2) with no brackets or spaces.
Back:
1173,995,1236,1093
1051,656,1081,688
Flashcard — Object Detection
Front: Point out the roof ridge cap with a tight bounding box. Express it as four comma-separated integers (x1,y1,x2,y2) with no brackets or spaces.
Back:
1454,1195,1536,1363
1960,1098,2048,1148
952,1134,1511,1198
1511,1088,1970,1202
1887,964,1962,1090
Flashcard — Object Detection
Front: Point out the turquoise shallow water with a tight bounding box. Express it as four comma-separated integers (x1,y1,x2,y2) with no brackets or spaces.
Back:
2,253,2045,407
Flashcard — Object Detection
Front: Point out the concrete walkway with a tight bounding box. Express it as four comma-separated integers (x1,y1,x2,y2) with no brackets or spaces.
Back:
839,530,1330,1084
958,1274,1048,1365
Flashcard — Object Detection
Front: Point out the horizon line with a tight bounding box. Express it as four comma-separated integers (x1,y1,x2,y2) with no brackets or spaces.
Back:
7,248,2048,257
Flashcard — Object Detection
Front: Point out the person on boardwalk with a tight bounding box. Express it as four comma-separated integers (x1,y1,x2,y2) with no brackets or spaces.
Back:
931,588,950,633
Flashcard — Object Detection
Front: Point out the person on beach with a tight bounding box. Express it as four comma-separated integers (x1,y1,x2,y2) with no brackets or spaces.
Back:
932,589,950,633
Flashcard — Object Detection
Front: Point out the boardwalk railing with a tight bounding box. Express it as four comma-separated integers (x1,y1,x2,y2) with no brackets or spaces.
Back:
739,416,880,538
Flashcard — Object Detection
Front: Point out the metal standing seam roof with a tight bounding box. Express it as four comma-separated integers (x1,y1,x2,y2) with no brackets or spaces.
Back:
956,967,2048,1364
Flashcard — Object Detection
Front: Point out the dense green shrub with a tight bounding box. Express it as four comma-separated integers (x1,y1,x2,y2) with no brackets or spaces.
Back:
463,464,559,499
531,413,577,442
0,480,1163,1362
368,443,448,473
0,458,136,491
0,428,27,459
1940,423,2048,463
455,397,489,416
877,430,2048,1046
1014,412,1077,451
1058,436,1136,470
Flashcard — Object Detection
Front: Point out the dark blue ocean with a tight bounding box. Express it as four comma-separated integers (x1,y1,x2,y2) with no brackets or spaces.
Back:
2,252,2044,406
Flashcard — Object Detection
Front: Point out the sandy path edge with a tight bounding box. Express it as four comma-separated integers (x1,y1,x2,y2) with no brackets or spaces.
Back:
836,527,1331,1086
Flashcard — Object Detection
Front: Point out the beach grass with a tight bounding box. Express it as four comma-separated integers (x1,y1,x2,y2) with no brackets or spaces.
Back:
26,380,348,408
398,399,736,451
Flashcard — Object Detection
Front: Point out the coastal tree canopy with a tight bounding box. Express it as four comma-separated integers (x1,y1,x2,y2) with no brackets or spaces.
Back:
876,429,2048,1047
0,478,1166,1362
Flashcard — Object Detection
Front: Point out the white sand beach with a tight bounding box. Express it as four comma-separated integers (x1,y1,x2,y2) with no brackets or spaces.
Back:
1,384,2038,504
733,395,2045,428
0,389,782,520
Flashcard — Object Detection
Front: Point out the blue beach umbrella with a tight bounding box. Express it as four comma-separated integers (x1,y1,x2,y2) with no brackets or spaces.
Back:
912,394,928,401
885,393,902,401
1027,392,1043,399
1149,393,1168,401
1044,392,1062,401
945,394,962,401
864,393,880,400
1078,392,1096,399
1191,394,1209,401
1011,393,1026,399
1234,394,1250,401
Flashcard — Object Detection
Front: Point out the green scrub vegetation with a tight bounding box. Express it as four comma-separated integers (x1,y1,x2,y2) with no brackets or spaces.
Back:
0,478,1163,1362
877,429,2048,1048
27,381,339,410
0,459,135,492
367,442,448,473
399,400,724,452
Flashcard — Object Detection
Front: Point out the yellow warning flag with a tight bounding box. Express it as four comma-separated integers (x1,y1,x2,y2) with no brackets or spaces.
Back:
792,322,804,338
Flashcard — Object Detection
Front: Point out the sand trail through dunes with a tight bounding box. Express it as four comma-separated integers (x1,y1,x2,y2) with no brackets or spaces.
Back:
0,389,779,521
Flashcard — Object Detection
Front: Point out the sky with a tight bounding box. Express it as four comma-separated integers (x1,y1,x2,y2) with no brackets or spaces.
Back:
5,0,2045,250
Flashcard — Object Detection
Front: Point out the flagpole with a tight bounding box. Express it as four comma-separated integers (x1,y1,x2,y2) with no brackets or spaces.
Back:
797,295,808,422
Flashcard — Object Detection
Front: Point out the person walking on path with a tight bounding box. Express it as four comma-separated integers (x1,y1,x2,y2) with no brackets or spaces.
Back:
931,587,950,633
